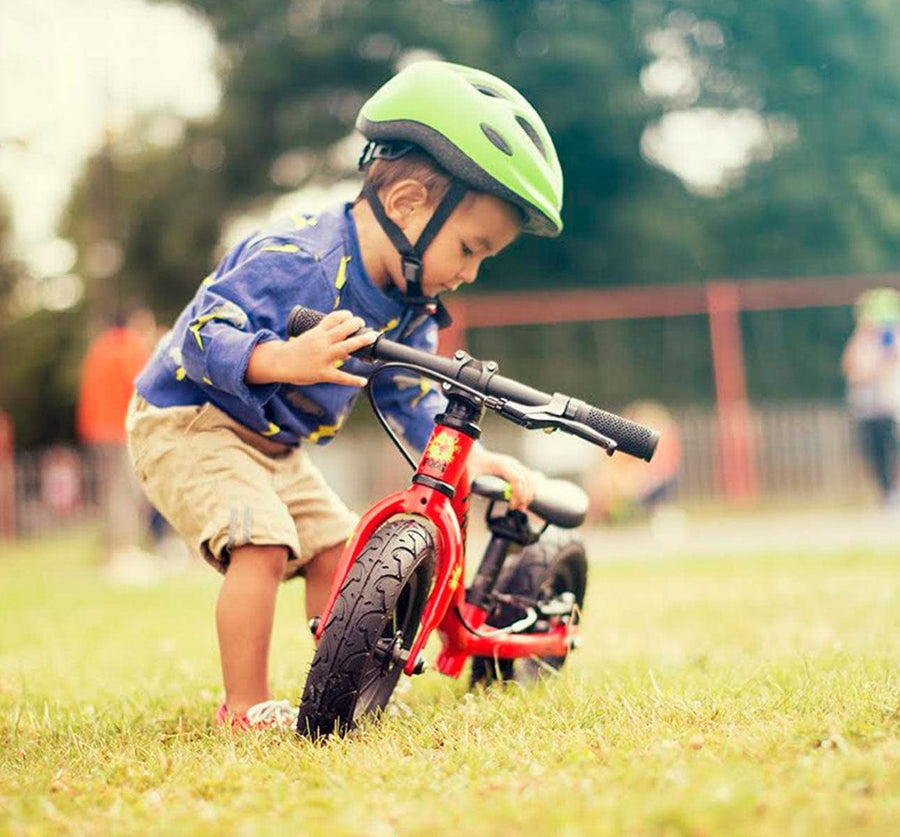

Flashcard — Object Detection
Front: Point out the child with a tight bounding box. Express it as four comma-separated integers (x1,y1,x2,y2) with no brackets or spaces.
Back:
841,288,900,505
125,60,564,729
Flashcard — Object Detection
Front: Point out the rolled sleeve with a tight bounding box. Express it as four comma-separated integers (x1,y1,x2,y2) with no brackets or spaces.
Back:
205,327,281,405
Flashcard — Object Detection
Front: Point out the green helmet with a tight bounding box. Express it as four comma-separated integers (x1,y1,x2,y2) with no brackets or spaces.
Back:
856,287,900,325
357,61,564,237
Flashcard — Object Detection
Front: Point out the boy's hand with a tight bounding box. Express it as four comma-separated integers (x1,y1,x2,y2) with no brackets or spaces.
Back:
467,444,537,511
246,310,377,387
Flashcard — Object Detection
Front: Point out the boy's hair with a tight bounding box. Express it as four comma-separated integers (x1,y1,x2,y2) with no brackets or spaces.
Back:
356,147,525,224
357,148,453,206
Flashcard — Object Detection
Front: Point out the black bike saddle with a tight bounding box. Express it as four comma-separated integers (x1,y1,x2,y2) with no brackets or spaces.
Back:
470,474,589,529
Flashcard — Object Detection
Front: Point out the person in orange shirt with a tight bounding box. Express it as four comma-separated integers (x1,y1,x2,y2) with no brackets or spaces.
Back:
77,305,158,574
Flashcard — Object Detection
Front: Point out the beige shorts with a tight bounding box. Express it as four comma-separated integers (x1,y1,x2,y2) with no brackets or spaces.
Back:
125,393,358,579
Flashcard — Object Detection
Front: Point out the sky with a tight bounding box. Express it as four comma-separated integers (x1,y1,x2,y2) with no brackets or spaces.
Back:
0,0,220,273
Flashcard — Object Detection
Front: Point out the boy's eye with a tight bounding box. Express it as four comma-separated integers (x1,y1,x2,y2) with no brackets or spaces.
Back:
461,242,474,257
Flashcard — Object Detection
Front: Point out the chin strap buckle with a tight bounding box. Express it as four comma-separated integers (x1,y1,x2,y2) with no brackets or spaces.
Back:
431,299,453,329
402,255,423,287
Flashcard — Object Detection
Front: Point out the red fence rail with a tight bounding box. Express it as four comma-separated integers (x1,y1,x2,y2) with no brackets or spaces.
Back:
441,274,900,502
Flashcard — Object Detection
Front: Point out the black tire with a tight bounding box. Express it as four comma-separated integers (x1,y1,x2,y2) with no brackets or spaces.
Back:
470,538,587,687
297,518,434,738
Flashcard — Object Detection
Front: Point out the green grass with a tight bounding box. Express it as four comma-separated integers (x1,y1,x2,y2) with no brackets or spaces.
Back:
2,527,900,837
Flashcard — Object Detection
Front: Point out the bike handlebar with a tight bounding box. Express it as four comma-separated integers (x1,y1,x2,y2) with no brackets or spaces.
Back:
287,305,659,461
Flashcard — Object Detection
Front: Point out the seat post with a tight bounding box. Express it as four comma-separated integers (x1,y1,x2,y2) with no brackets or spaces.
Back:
465,532,513,610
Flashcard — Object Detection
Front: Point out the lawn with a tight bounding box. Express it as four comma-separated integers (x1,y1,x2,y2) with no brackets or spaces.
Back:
2,526,899,837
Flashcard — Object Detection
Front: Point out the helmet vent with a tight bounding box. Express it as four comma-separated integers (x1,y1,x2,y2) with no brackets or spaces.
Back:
515,116,548,161
480,123,513,156
474,84,509,100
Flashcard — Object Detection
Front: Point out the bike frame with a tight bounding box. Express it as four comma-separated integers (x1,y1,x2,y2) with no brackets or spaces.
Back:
313,391,579,680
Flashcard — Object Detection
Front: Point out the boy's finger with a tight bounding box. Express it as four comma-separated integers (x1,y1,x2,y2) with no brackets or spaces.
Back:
331,314,366,338
328,330,377,363
322,368,368,387
505,468,535,510
319,309,355,332
509,484,528,510
342,331,378,353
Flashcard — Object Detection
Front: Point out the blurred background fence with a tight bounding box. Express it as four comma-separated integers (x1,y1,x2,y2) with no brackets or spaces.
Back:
0,401,868,540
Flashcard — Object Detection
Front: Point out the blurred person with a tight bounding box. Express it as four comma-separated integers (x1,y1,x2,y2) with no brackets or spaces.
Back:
841,288,900,506
586,400,683,535
77,303,158,579
40,446,83,518
125,61,562,730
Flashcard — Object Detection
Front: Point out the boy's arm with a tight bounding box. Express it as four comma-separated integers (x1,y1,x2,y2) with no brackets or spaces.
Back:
245,310,375,388
467,442,537,511
178,244,374,400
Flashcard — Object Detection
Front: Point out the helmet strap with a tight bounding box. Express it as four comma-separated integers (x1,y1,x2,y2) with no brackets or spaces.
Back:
358,140,416,168
361,179,468,328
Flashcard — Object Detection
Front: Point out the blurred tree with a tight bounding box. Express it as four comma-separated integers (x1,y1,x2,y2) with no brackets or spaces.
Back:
0,197,22,322
0,196,82,447
0,196,23,421
0,308,83,448
64,135,226,324
47,0,900,437
630,0,900,400
638,0,900,279
63,0,493,323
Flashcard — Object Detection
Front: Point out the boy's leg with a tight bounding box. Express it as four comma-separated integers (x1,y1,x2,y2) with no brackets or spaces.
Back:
304,541,344,621
216,544,288,714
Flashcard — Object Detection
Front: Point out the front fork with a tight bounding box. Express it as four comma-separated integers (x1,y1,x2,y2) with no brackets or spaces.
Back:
313,389,482,676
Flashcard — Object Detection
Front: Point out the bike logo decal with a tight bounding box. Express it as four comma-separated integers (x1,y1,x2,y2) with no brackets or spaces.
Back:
424,431,460,473
448,563,463,592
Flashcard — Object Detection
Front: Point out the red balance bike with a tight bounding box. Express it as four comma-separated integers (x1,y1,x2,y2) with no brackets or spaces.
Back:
288,306,659,738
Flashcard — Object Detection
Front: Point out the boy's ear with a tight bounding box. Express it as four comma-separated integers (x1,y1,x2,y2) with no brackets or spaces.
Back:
382,179,431,229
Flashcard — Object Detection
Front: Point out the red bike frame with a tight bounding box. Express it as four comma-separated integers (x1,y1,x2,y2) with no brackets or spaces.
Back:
313,419,578,679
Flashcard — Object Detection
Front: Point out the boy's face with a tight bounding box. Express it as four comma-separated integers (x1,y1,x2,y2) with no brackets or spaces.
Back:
400,192,521,298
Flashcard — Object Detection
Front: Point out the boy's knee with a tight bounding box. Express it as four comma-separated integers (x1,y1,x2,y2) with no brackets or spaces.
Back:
228,544,289,581
306,541,344,577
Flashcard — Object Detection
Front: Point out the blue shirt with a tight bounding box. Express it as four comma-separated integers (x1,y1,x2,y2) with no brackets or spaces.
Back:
135,204,446,451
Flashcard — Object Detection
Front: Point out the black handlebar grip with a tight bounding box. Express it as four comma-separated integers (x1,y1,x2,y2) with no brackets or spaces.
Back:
287,304,381,362
581,405,659,461
287,305,327,337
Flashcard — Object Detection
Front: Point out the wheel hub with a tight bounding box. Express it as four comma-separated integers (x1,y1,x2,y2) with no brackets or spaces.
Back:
372,632,405,670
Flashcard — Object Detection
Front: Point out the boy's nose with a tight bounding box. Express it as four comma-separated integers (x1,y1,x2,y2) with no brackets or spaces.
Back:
458,264,479,284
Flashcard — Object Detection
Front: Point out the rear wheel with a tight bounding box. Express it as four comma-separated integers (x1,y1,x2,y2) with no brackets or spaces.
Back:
298,518,434,738
470,538,587,686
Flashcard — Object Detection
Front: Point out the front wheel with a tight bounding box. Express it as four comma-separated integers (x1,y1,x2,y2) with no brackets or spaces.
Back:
470,538,587,687
297,518,435,738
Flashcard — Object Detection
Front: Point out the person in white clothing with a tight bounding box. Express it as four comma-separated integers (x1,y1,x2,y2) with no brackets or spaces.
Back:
841,288,900,505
